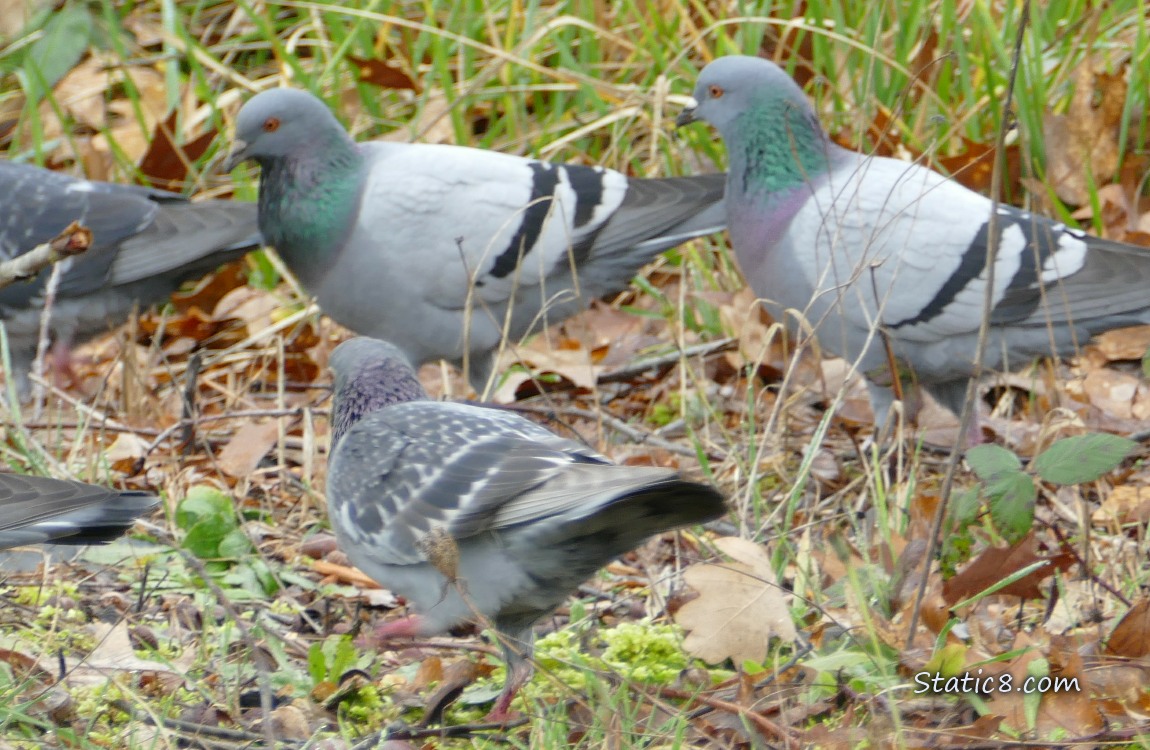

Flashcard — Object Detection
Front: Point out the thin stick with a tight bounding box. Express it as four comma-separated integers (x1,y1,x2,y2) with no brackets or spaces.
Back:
0,221,91,290
904,1,1031,649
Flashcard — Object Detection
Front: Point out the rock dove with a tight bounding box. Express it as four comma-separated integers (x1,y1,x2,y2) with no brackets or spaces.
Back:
326,336,725,720
678,55,1150,434
224,88,727,391
0,473,158,549
0,161,262,392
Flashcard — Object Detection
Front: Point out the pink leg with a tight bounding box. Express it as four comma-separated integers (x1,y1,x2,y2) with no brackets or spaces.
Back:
484,654,533,723
48,340,79,389
355,614,424,649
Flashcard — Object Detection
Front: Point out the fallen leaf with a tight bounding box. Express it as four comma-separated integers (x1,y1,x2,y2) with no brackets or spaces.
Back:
1092,485,1150,528
675,536,797,666
137,110,218,192
1092,325,1150,362
985,639,1102,738
1081,368,1149,419
942,533,1075,606
216,419,282,478
1043,60,1127,206
347,55,418,91
1105,598,1150,658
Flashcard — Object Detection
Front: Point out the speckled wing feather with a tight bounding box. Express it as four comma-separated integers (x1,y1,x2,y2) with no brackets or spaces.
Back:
327,400,608,566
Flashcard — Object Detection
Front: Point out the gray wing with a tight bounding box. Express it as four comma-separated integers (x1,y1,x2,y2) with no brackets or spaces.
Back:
589,173,727,261
0,474,158,548
0,161,261,306
326,400,609,566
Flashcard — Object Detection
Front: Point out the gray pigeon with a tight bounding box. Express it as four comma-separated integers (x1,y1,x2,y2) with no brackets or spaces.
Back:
224,88,727,391
0,161,262,392
0,473,158,549
678,55,1150,434
327,336,725,720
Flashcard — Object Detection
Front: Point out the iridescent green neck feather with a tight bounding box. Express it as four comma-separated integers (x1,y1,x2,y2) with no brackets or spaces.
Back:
726,96,837,199
257,130,363,281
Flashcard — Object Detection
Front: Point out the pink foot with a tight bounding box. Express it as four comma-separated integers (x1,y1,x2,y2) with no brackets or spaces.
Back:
355,614,424,649
483,650,533,723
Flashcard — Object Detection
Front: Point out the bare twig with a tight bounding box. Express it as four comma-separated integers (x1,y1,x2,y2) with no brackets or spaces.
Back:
0,221,91,290
905,2,1031,649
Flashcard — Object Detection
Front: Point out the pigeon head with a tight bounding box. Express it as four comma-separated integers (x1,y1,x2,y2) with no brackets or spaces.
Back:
678,56,838,196
329,337,429,447
224,88,353,171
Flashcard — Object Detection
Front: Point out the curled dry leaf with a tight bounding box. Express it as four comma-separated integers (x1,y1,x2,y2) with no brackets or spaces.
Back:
675,536,797,666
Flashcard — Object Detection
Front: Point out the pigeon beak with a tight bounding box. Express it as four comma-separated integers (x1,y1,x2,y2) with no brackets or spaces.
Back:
222,139,249,172
675,97,699,128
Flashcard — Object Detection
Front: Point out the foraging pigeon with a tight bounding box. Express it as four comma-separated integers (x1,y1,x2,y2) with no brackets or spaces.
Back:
0,161,262,392
0,474,158,549
224,88,727,391
678,55,1150,433
327,336,725,720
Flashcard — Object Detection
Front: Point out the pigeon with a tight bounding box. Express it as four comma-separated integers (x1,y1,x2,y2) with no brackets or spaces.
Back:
326,336,726,720
223,88,727,391
677,55,1150,435
0,473,158,549
0,161,262,392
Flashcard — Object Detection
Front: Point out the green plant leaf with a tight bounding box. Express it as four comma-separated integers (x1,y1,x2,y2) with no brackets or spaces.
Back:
965,444,1021,480
182,518,231,559
986,472,1037,543
948,486,982,528
1033,433,1136,485
21,4,92,100
176,486,234,530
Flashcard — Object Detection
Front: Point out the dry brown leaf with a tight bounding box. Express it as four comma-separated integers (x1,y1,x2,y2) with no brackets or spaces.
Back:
1089,661,1150,719
942,533,1075,606
1043,61,1127,206
675,536,797,666
985,639,1103,738
216,419,282,478
1105,598,1150,658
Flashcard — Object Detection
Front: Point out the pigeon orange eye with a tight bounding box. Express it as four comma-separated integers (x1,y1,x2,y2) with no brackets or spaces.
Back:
708,84,724,99
263,117,281,133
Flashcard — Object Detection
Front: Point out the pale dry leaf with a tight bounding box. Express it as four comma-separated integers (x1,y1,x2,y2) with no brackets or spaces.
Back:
57,621,181,688
492,338,601,400
1093,325,1150,362
104,432,148,466
216,419,282,478
1092,485,1150,528
675,536,797,666
1081,369,1150,420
